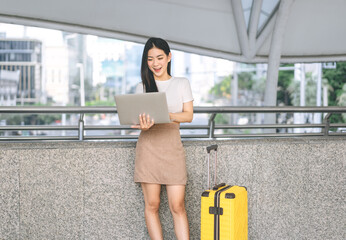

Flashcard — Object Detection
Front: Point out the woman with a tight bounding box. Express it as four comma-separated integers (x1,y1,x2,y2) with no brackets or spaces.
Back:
131,37,193,240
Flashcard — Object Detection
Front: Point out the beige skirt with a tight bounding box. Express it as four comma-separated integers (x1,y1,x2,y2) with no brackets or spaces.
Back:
134,123,187,185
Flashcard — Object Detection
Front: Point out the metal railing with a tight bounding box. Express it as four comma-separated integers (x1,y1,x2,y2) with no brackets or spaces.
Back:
0,106,345,141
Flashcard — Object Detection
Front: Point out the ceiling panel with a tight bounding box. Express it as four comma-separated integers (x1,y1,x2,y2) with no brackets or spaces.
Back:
0,0,345,63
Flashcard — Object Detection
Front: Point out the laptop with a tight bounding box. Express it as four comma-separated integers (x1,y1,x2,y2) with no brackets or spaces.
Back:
114,92,171,125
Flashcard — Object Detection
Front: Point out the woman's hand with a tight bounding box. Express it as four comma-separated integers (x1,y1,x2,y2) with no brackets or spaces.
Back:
131,113,155,131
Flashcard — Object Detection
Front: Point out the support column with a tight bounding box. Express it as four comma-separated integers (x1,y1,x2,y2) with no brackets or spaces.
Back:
248,0,263,58
231,0,250,59
264,0,295,129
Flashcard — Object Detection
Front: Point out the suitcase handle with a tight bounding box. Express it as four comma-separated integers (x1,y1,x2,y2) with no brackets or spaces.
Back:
206,144,218,153
206,144,218,189
212,183,226,190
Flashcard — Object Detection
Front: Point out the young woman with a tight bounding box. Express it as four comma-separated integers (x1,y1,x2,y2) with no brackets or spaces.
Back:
131,37,193,240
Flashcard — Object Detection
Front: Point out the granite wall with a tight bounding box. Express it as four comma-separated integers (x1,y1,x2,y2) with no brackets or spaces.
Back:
0,137,345,239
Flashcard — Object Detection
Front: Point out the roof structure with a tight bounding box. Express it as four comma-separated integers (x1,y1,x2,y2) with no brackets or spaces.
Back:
0,0,345,63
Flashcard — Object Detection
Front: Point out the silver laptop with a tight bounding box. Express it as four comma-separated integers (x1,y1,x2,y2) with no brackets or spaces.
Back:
114,92,171,125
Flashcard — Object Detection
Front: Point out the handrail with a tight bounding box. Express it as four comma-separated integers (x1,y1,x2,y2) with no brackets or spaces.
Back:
0,106,345,113
0,106,345,141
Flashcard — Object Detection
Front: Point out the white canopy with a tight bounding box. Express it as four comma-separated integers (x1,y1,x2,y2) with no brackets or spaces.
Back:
0,0,345,63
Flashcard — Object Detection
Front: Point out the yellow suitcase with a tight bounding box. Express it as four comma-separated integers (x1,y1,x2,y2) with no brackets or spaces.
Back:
201,145,248,240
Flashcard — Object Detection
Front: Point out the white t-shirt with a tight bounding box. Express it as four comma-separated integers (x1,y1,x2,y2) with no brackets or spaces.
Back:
135,77,194,113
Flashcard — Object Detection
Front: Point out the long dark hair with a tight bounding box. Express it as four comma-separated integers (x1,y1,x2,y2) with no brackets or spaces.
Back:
141,37,171,92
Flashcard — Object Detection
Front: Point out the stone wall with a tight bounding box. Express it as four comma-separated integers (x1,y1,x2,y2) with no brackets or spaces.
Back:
0,137,345,239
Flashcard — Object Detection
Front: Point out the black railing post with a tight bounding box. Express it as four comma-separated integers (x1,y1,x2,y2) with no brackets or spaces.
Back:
323,113,332,136
209,113,216,139
78,114,85,141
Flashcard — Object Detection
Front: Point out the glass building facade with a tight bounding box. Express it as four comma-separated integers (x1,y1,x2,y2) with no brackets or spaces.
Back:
0,39,42,104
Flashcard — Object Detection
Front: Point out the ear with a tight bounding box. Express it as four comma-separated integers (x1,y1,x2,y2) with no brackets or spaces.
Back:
168,52,172,62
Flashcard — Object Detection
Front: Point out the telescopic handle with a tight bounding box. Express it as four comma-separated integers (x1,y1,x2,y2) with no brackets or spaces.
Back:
206,144,218,189
207,144,218,153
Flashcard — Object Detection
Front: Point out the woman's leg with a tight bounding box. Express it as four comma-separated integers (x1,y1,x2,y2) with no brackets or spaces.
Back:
166,185,189,240
141,183,163,240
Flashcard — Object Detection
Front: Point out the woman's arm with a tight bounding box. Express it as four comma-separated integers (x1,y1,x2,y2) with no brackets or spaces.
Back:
169,101,193,123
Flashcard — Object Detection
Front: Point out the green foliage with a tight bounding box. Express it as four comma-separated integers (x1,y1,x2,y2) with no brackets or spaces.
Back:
1,113,61,125
209,75,231,99
209,72,256,99
323,62,346,123
337,84,346,106
238,72,254,90
86,100,115,106
1,115,22,125
323,62,346,106
1,102,61,126
252,76,266,94
337,83,346,121
214,114,229,125
207,62,346,124
277,69,294,106
288,72,317,106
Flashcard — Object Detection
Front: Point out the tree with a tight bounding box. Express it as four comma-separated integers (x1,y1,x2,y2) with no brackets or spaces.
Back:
337,83,346,122
277,68,294,106
209,75,231,99
288,72,317,106
323,62,346,123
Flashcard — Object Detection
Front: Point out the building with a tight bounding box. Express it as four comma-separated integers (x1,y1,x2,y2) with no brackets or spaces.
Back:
63,34,93,105
0,39,42,105
44,45,69,105
0,69,20,106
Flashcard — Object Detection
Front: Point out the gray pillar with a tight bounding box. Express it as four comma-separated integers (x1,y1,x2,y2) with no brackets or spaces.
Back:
264,0,295,129
248,0,263,58
231,0,250,59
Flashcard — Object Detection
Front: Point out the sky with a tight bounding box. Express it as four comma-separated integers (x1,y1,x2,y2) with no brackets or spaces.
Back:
0,23,65,46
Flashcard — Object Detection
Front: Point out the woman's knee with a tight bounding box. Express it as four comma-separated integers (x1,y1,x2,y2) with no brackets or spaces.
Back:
170,201,186,215
145,198,161,213
141,183,161,213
